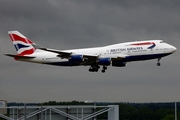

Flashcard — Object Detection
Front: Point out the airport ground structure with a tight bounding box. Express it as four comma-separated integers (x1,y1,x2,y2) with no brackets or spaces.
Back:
0,101,118,120
0,101,180,120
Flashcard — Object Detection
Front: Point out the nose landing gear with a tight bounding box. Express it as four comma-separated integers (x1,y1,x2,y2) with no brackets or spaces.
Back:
157,58,161,66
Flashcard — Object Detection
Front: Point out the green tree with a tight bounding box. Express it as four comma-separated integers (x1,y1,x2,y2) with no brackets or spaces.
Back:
162,114,174,120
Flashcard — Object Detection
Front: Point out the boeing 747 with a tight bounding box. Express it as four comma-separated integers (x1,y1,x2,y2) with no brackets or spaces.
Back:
5,31,177,73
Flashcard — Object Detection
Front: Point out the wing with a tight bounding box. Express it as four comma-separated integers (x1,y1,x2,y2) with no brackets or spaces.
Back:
40,48,99,65
41,48,72,59
33,45,99,64
34,45,127,65
32,44,72,58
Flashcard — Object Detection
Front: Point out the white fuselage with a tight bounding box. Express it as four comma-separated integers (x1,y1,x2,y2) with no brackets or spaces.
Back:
19,40,176,66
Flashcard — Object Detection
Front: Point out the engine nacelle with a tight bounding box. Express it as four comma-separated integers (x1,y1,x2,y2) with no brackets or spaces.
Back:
98,58,111,65
112,62,126,67
69,55,83,62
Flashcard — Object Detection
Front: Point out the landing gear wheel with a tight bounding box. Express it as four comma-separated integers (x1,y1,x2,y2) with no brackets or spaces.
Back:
101,66,107,73
89,65,100,72
157,58,161,66
157,63,161,66
103,66,107,70
95,69,98,72
102,70,105,73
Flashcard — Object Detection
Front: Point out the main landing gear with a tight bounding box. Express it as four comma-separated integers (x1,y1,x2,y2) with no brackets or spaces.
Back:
89,65,100,72
157,58,161,66
89,65,107,73
101,66,107,73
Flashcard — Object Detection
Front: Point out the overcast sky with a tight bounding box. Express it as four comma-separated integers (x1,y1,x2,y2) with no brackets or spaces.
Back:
0,0,179,103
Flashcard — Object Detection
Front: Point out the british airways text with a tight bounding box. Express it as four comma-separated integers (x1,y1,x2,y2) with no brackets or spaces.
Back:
111,47,143,52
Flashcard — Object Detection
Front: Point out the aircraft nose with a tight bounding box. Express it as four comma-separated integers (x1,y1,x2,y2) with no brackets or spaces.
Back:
171,46,177,53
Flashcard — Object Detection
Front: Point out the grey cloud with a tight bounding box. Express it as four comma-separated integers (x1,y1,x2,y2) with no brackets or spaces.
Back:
0,0,179,103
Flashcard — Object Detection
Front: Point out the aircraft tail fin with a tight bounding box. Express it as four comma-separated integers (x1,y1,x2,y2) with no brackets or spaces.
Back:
8,31,36,56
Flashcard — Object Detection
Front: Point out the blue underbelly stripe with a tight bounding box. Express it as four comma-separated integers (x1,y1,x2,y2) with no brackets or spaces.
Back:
44,53,172,66
125,53,171,61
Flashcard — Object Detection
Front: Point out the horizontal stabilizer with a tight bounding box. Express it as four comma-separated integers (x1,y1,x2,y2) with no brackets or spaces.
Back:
4,54,36,59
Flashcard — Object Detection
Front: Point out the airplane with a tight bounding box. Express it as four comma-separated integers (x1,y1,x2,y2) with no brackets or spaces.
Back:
5,31,177,73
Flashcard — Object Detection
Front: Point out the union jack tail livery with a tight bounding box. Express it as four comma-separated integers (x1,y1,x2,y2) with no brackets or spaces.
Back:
8,31,36,56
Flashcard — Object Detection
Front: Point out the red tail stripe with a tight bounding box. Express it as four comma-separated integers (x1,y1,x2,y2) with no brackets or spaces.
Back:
9,34,33,44
17,49,35,56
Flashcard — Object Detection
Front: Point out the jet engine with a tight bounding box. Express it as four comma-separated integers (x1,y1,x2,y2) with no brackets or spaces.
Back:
69,55,83,62
98,58,111,65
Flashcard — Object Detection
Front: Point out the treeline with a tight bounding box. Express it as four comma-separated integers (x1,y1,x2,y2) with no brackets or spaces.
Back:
7,101,180,120
42,101,180,120
118,103,179,120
